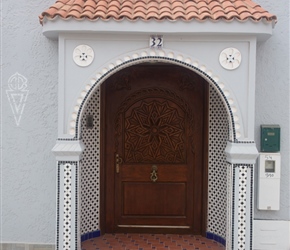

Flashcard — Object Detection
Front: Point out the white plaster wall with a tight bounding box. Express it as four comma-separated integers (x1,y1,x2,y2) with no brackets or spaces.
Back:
1,0,289,246
254,0,290,220
1,0,58,244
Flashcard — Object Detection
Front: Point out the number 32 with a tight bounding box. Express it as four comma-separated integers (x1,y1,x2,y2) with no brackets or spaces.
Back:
150,37,163,48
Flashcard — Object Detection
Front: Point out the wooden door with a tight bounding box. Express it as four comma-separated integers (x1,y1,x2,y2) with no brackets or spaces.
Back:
102,64,207,234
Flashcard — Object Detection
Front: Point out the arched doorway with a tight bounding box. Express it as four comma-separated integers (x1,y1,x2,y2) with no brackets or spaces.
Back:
101,64,208,234
80,61,229,243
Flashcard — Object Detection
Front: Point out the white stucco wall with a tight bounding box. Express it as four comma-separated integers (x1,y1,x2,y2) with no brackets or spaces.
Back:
1,0,58,244
254,0,290,221
1,0,289,245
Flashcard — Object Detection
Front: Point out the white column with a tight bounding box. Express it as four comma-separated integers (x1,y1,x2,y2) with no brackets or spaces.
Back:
225,141,258,250
52,140,85,250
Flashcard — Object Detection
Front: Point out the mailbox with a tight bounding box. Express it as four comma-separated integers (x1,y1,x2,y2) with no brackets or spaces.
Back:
257,153,281,210
261,125,280,152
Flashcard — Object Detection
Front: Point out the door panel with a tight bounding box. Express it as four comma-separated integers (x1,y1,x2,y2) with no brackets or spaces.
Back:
123,183,186,216
102,64,207,234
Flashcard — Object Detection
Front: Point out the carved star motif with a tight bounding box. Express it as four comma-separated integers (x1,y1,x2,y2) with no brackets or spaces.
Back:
124,100,186,163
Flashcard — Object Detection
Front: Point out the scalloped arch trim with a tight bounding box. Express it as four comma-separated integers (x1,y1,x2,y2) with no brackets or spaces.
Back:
70,49,242,141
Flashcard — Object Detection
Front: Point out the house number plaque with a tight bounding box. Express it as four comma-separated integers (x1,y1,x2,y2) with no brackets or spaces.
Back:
150,36,163,48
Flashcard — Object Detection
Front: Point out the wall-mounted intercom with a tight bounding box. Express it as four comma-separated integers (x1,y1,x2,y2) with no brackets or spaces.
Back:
257,153,281,210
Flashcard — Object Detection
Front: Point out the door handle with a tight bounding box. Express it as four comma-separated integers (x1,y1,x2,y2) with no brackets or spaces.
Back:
150,165,158,182
116,154,123,173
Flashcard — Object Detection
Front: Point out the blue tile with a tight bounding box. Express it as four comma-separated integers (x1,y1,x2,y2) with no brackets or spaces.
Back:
81,234,89,242
81,230,101,242
213,234,219,242
206,231,226,246
206,232,214,240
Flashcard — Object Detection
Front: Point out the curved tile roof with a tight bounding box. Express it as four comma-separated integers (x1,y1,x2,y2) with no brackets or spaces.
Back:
39,0,277,25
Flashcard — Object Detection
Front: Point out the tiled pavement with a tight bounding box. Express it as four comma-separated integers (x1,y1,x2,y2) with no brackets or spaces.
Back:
81,234,225,250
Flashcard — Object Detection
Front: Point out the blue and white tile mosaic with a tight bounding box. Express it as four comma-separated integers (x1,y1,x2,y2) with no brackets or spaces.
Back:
80,87,100,235
207,84,229,239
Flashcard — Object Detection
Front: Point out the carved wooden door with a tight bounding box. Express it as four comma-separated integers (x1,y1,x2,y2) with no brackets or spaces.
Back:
102,64,207,234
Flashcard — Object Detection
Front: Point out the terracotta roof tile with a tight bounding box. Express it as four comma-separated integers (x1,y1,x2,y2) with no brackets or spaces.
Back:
212,6,224,14
95,5,107,11
39,0,277,25
234,0,245,8
224,6,236,14
147,6,159,14
236,6,249,14
67,10,82,18
146,12,159,19
172,1,184,8
70,5,83,12
212,10,225,20
73,0,84,6
185,13,198,20
225,11,240,20
238,11,253,20
173,6,186,15
221,1,234,9
199,11,212,20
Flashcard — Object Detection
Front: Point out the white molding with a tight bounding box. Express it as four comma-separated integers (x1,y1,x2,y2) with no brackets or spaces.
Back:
246,38,257,140
52,140,85,161
225,141,259,164
42,19,274,42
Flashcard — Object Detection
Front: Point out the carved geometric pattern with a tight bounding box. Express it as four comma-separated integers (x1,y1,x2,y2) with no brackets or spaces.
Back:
125,100,186,163
115,88,194,156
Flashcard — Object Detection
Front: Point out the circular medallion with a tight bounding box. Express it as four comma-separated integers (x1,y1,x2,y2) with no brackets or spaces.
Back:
73,45,94,67
219,48,241,70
